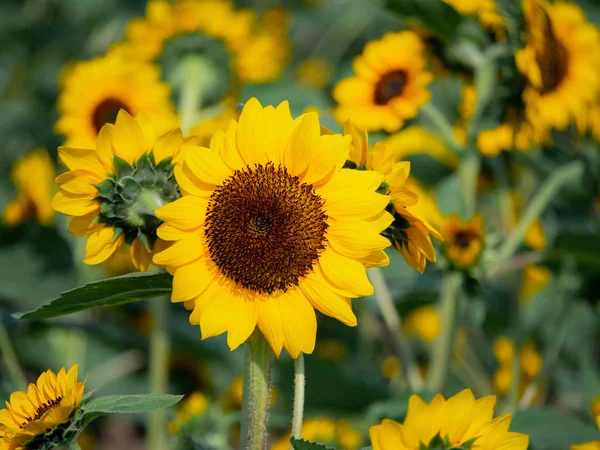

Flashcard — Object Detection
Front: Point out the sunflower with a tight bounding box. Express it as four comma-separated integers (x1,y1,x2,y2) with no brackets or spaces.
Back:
369,389,528,450
383,126,459,169
340,121,443,273
272,418,363,450
168,392,208,435
441,0,505,36
441,214,485,269
3,149,55,227
55,54,177,148
492,337,543,397
403,305,441,343
122,0,288,84
0,365,84,450
53,110,194,271
153,98,392,358
516,0,600,141
333,31,432,132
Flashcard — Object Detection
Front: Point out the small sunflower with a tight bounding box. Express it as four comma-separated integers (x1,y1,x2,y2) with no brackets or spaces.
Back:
0,365,84,450
441,0,505,36
516,0,600,141
492,337,543,397
520,264,550,303
441,214,485,270
333,31,432,132
153,98,393,358
3,149,55,227
403,305,441,343
52,110,194,271
369,389,529,450
55,54,177,148
341,122,443,273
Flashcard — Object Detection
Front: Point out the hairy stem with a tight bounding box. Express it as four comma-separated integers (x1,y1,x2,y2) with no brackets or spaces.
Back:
290,354,305,448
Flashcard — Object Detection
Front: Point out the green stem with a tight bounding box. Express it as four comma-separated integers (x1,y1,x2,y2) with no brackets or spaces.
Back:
427,273,462,393
369,267,424,391
419,103,464,155
241,333,273,450
147,297,170,450
290,354,305,448
494,160,584,265
0,321,27,391
459,149,481,218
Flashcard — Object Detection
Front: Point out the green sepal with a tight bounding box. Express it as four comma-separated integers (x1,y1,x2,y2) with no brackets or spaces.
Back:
428,433,449,450
343,159,358,169
135,151,157,187
376,180,390,195
96,178,116,199
113,154,133,178
459,436,479,450
116,176,142,202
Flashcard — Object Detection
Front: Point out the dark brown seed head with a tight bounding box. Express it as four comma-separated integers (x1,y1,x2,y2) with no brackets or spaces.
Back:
374,70,408,105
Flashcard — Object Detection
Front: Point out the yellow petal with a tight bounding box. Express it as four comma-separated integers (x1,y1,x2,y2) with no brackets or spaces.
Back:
154,128,183,163
283,112,320,177
155,196,208,230
152,235,204,267
68,212,103,236
299,272,357,326
257,296,285,357
111,110,146,163
58,146,109,176
174,164,213,197
84,227,122,265
301,134,351,186
226,296,258,351
318,248,374,297
236,97,268,165
52,191,99,217
55,170,100,195
130,239,153,272
185,146,232,186
280,289,317,358
172,256,215,303
157,222,203,241
96,124,115,171
327,219,391,258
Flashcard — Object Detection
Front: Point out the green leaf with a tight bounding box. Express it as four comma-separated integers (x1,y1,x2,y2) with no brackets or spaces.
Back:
544,231,600,275
84,394,183,415
14,272,172,319
384,0,462,42
290,437,336,450
510,408,600,449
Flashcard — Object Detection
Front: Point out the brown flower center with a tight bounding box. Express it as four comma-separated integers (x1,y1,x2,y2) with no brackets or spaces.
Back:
92,98,131,133
20,396,63,428
374,70,408,105
535,11,569,94
453,230,479,249
204,163,328,294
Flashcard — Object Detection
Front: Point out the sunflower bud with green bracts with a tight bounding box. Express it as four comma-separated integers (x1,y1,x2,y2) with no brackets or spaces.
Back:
52,110,198,271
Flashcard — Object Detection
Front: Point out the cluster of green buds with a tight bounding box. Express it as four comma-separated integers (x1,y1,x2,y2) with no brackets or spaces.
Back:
420,433,478,450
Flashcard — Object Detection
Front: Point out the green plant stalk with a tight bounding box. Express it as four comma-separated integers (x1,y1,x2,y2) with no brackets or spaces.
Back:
369,267,424,391
290,354,305,448
147,297,170,450
494,160,584,267
427,273,462,392
419,103,464,155
240,333,273,450
459,149,481,218
0,321,27,391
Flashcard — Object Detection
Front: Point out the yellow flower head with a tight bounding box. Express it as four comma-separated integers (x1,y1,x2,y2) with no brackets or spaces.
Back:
493,336,516,365
404,305,441,343
516,0,600,141
441,0,505,35
52,111,194,271
333,31,432,132
296,58,332,89
168,392,208,435
520,264,550,303
3,149,55,227
0,365,84,450
342,122,443,273
519,341,543,379
369,389,528,450
123,0,289,84
153,98,393,358
442,214,485,269
381,355,403,380
55,54,177,148
273,418,363,450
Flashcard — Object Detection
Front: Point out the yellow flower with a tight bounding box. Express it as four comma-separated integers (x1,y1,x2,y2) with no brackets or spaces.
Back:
381,355,403,379
0,365,84,450
296,58,332,89
404,305,441,343
516,0,600,141
333,31,432,132
370,389,528,450
273,418,363,450
3,149,55,227
441,0,505,35
55,55,177,148
383,126,459,169
153,98,392,358
341,122,443,273
221,375,277,411
493,336,516,365
315,339,347,361
168,392,208,435
493,365,514,396
441,214,485,269
476,121,535,156
123,0,288,84
520,264,550,303
52,111,193,271
592,396,600,424
520,341,543,379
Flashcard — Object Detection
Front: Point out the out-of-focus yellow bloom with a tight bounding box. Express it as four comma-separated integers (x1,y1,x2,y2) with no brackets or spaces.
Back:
222,375,277,412
441,0,505,36
494,336,516,365
404,306,441,343
333,31,432,132
492,337,544,398
477,122,534,156
3,149,55,227
189,101,240,147
592,396,600,423
296,58,332,89
516,0,600,142
383,126,459,169
510,191,547,252
0,366,84,450
55,54,177,148
520,264,551,303
315,339,347,361
273,418,363,450
76,429,95,450
520,341,543,379
370,389,528,450
168,392,208,435
493,365,514,396
381,355,403,379
441,214,485,269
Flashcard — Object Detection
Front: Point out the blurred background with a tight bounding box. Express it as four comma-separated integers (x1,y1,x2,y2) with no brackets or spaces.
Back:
1,0,600,449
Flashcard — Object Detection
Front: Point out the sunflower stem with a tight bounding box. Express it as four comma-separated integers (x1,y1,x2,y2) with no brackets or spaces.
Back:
427,272,462,393
290,353,305,448
459,148,480,218
492,160,584,271
147,297,170,450
369,267,424,391
419,102,464,155
0,320,27,391
241,332,273,450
